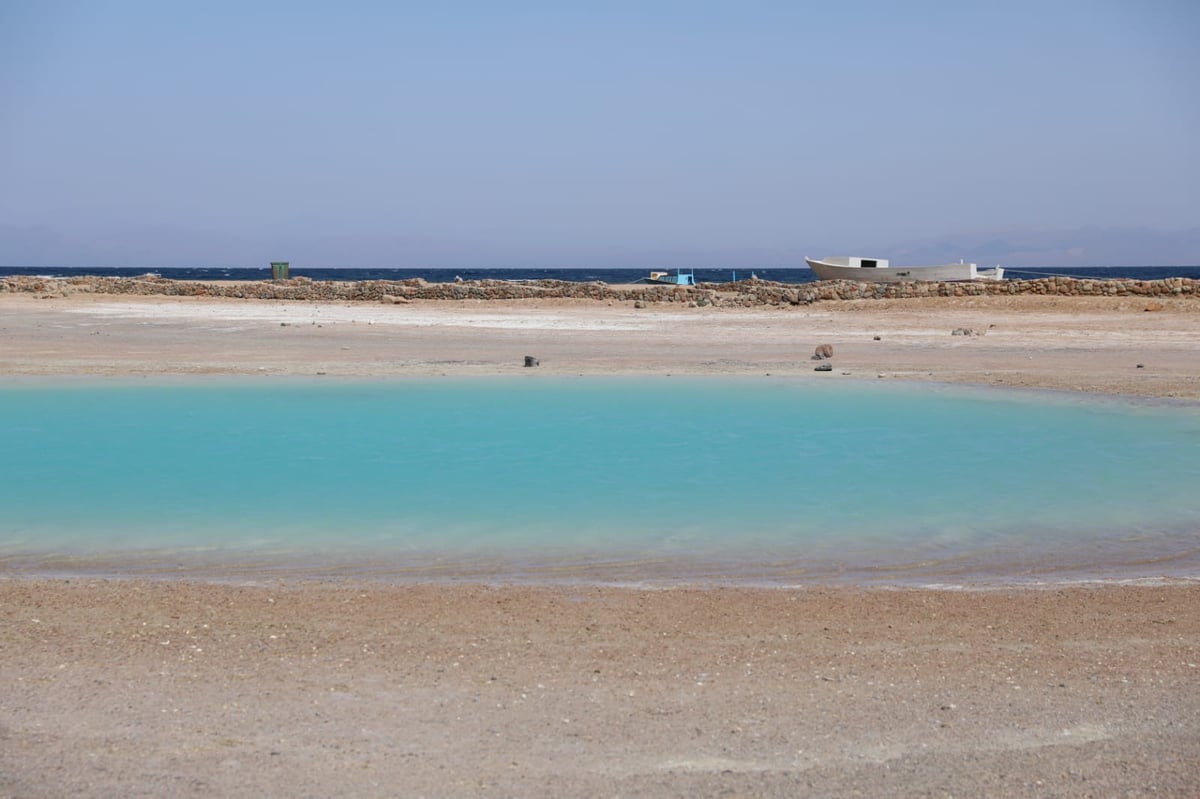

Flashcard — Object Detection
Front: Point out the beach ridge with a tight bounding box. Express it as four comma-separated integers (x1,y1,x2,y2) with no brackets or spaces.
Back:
4,272,1199,307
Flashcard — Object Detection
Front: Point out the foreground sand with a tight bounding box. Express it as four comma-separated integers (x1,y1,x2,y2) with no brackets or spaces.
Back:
3,580,1198,798
2,289,1198,796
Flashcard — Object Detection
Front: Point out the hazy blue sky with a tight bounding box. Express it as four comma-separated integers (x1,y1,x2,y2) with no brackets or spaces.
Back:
2,1,1197,267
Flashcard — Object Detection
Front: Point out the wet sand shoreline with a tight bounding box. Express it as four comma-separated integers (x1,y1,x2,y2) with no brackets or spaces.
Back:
2,289,1199,796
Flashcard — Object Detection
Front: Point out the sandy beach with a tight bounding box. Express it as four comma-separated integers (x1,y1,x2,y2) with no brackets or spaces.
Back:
2,288,1199,797
2,290,1199,398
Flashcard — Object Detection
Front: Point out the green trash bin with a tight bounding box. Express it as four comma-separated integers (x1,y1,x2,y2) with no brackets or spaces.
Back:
270,261,289,280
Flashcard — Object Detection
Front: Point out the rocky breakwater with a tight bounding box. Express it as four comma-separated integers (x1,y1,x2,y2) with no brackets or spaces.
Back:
776,276,1198,303
3,273,1197,307
1,275,717,304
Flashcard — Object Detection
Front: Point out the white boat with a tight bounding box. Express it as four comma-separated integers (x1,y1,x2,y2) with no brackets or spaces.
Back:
805,256,1004,283
644,269,696,286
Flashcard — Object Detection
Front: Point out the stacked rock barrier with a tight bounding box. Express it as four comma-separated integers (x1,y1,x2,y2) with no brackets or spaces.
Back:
2,274,1196,307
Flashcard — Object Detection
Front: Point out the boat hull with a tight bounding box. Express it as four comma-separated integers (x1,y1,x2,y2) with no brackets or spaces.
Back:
805,257,1003,283
645,270,696,286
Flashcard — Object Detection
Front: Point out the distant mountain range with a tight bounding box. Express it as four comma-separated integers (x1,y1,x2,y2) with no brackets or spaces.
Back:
2,223,1198,268
874,227,1200,268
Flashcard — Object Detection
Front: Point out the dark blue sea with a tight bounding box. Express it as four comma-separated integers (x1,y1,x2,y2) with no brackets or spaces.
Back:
2,265,1198,283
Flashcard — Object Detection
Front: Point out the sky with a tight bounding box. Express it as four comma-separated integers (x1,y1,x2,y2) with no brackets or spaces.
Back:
2,0,1198,268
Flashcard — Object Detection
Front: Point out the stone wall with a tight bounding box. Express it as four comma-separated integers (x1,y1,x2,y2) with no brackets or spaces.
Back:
2,274,1196,307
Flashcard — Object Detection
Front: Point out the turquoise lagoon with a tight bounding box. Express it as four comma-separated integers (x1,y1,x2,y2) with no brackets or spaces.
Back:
1,377,1198,585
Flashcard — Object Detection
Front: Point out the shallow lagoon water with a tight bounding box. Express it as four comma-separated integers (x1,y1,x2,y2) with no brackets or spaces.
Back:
1,377,1198,585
